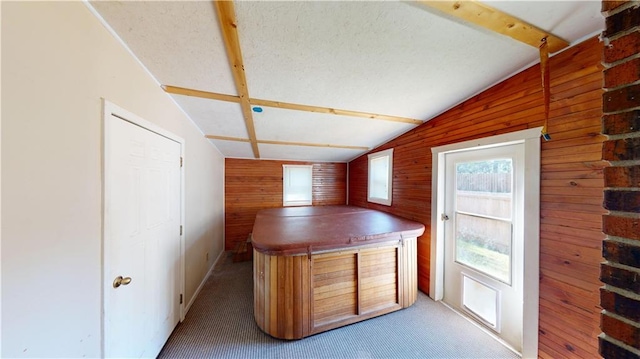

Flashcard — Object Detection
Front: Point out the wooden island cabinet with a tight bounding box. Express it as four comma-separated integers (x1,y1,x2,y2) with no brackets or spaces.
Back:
251,206,425,339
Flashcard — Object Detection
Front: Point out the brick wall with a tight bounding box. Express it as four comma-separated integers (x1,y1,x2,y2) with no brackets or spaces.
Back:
600,1,640,358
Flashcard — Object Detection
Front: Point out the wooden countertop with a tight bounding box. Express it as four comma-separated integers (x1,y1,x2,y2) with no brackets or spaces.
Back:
251,205,425,255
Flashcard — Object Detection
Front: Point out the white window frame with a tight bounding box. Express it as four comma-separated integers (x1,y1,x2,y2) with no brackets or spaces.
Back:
282,165,313,207
367,148,393,206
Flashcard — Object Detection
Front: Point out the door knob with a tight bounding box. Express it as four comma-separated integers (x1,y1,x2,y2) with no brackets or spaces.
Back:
113,276,132,288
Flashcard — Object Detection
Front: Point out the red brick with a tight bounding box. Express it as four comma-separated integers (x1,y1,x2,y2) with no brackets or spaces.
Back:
605,31,640,64
605,5,640,38
603,1,633,12
604,84,640,112
601,263,640,294
603,239,640,267
604,165,640,187
603,138,640,161
603,111,640,135
602,313,640,350
604,190,640,212
600,336,640,358
601,288,640,322
605,58,640,88
604,216,640,240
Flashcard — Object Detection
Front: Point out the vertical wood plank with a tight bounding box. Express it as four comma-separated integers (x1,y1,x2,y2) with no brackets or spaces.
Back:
413,238,417,303
397,244,404,307
293,255,303,338
308,255,315,333
407,237,417,305
302,255,310,336
253,250,260,328
278,256,286,337
356,251,362,315
269,255,278,336
258,250,264,329
284,256,294,339
262,249,273,328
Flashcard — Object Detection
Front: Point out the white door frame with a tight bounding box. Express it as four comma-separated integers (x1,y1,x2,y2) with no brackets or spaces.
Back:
430,127,541,358
101,99,186,357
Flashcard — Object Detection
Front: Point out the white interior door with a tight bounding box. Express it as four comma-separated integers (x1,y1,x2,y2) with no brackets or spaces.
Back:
442,143,524,353
104,114,182,358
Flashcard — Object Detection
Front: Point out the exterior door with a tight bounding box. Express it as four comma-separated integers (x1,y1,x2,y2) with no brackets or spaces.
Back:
442,143,524,353
104,114,182,358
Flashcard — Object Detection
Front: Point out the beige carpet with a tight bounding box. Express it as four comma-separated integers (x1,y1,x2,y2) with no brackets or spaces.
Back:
158,253,519,358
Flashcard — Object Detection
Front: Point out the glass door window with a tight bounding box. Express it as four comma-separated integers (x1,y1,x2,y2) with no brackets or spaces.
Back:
454,159,513,284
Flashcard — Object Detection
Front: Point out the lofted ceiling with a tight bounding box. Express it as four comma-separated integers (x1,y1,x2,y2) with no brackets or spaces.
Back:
88,1,603,163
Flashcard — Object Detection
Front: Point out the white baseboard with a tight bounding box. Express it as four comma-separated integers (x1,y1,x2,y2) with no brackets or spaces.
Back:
183,250,226,316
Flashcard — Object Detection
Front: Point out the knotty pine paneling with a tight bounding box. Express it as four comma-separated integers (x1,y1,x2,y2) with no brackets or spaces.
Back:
225,159,346,250
348,36,605,358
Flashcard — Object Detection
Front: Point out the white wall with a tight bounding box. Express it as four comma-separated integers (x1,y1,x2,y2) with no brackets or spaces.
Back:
1,2,225,357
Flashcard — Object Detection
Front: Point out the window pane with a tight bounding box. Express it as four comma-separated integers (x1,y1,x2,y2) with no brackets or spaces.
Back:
455,213,512,283
283,166,312,206
367,149,393,206
370,156,389,200
456,159,512,219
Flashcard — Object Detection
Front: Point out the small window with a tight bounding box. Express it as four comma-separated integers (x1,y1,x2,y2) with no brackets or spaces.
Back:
368,148,393,206
283,165,313,207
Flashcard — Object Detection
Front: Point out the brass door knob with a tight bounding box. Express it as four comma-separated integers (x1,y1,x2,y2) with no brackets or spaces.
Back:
113,276,133,288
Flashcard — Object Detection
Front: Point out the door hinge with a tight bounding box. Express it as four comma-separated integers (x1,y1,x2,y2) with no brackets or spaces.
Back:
441,213,450,221
180,225,183,236
180,157,183,168
180,294,183,304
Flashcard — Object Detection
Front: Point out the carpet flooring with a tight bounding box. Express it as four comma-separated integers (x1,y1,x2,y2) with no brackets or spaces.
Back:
158,253,519,358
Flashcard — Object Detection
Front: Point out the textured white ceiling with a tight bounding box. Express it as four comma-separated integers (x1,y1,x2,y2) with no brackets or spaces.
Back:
258,143,365,163
90,1,237,94
171,95,248,138
236,1,534,120
89,1,603,163
252,107,416,149
208,139,255,159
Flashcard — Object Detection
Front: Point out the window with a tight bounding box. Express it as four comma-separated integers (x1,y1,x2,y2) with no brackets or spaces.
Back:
368,148,393,205
283,165,313,207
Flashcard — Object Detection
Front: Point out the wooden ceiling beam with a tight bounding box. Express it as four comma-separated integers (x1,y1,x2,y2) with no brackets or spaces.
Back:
250,98,422,125
215,1,260,158
419,1,570,53
204,135,250,142
205,135,369,151
163,85,422,125
162,85,241,103
258,139,368,151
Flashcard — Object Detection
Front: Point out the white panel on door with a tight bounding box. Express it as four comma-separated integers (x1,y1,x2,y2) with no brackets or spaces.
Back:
462,274,500,331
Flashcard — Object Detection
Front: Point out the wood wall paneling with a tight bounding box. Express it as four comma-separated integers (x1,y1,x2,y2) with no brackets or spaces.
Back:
348,36,605,358
225,159,346,250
